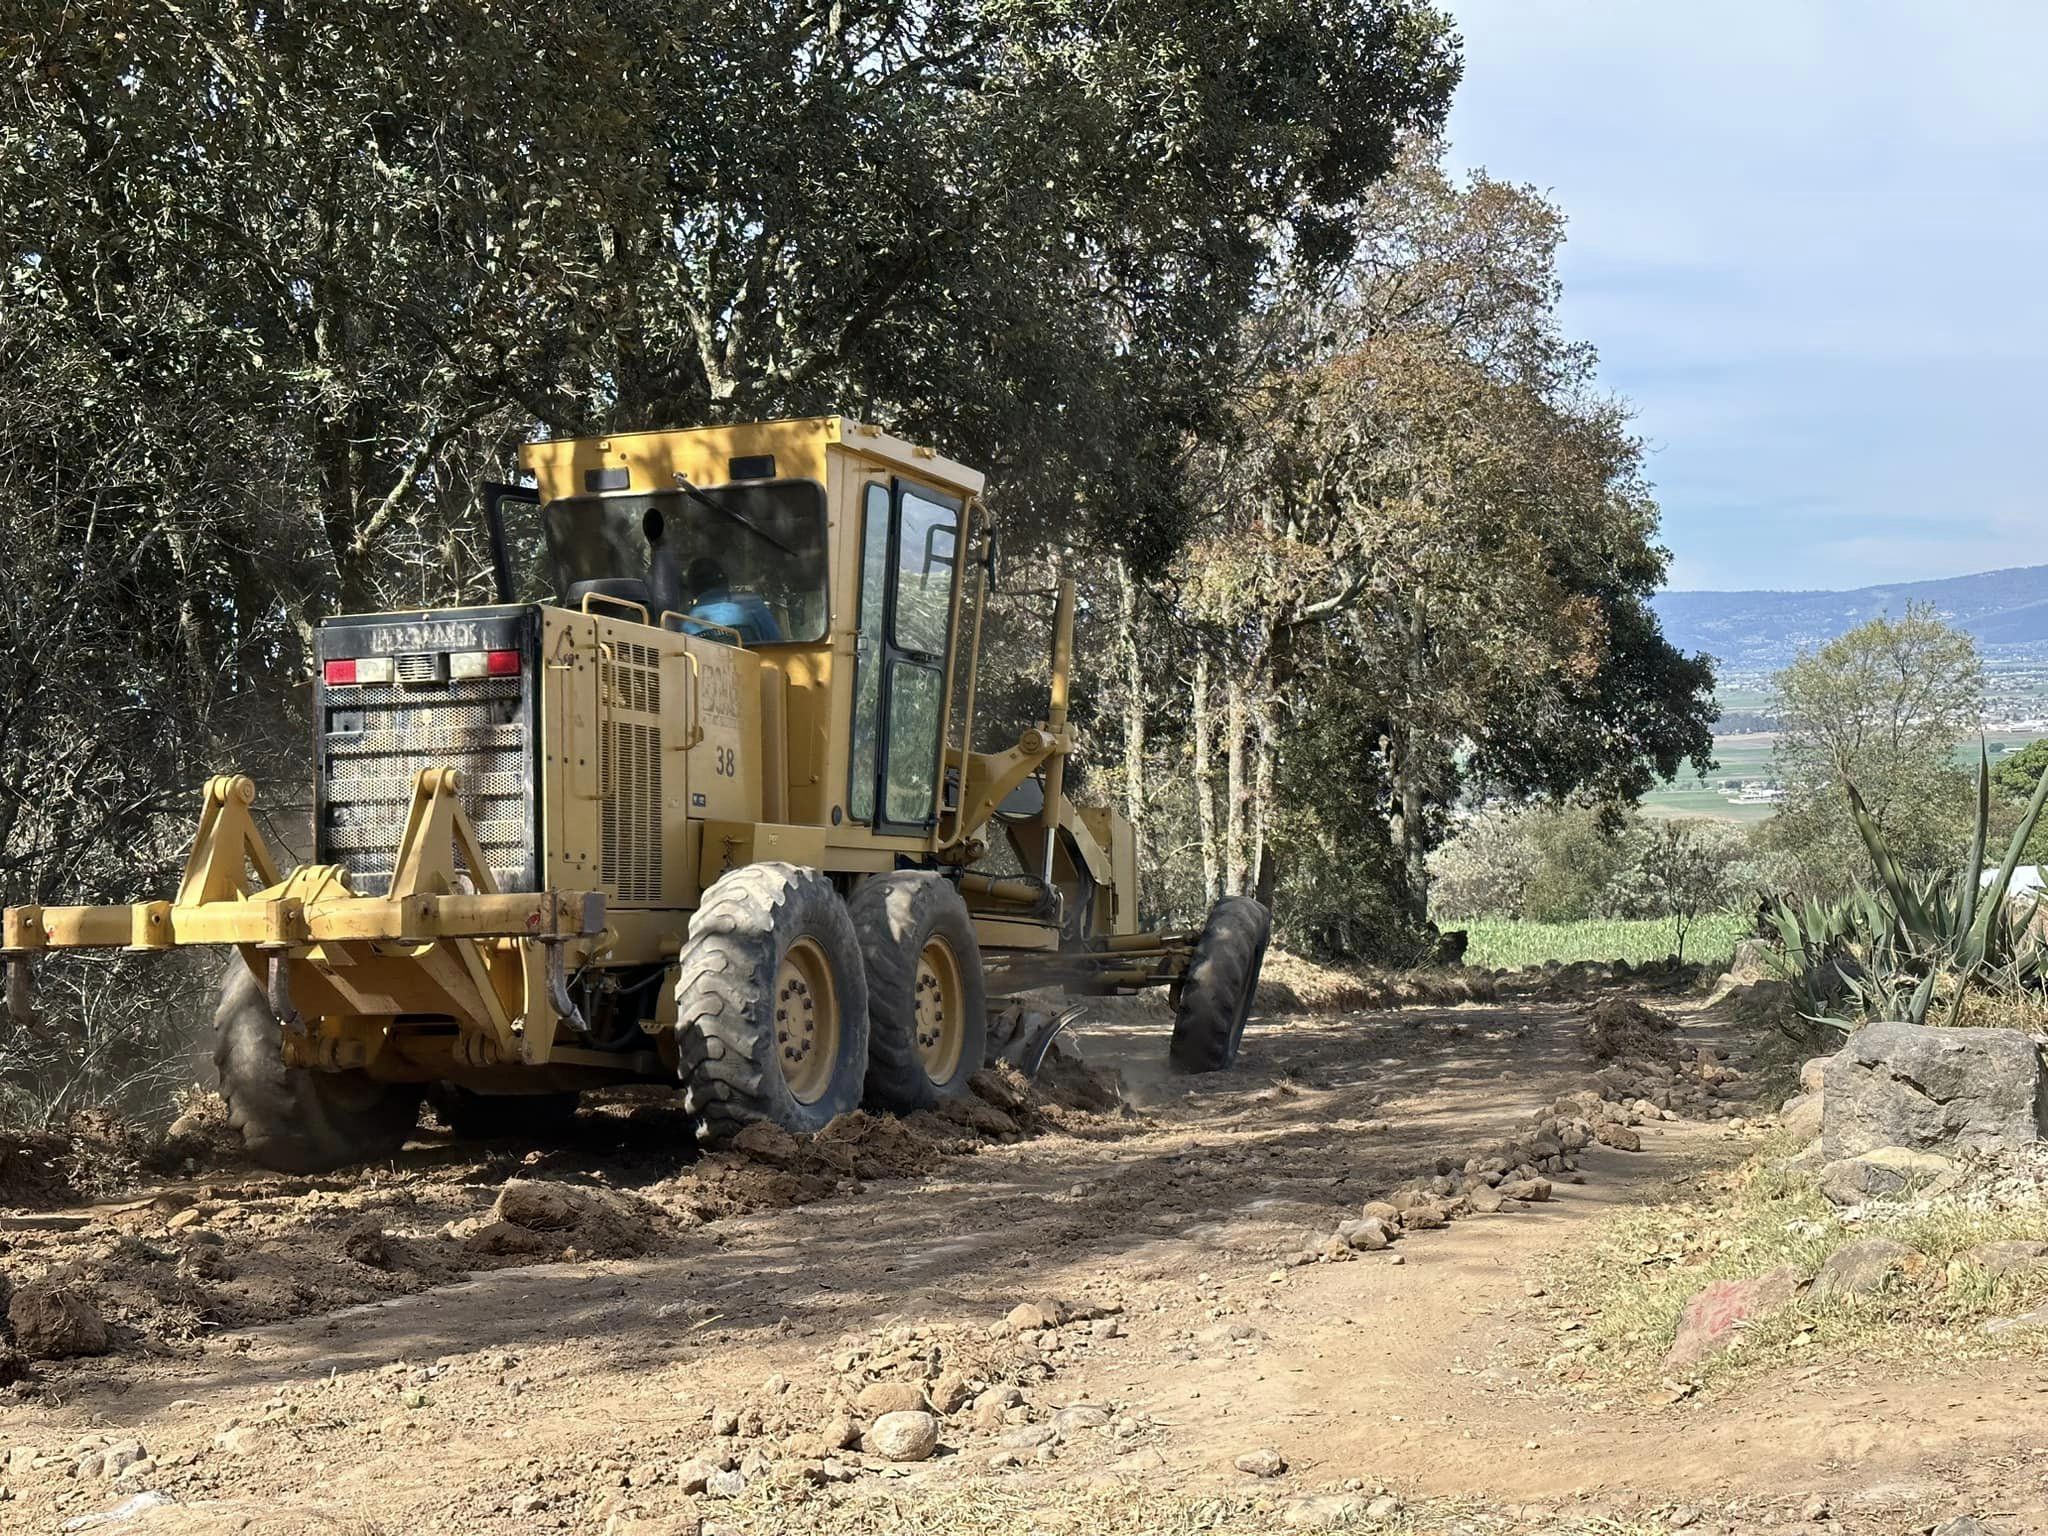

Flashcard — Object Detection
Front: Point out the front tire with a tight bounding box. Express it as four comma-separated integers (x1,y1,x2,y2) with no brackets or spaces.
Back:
1168,896,1272,1074
211,959,422,1173
851,873,989,1111
674,863,870,1143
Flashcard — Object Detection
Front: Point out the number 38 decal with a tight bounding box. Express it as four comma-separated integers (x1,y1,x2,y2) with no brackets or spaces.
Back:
713,745,736,777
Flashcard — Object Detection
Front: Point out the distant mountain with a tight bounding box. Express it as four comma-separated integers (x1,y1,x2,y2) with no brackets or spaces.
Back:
1651,564,2048,670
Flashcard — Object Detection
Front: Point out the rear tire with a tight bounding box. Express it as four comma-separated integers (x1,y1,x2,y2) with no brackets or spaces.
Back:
1168,896,1272,1074
211,959,422,1173
851,873,989,1111
432,1086,580,1142
674,863,870,1143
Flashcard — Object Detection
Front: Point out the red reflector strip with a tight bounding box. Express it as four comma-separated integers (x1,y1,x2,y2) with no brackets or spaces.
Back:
485,649,521,677
323,658,357,686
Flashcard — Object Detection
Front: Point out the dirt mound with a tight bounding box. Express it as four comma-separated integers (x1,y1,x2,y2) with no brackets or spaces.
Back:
450,1178,671,1261
0,1107,162,1209
1587,997,1679,1060
1254,951,1500,1013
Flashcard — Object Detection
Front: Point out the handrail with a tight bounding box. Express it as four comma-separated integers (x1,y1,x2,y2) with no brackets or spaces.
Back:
659,608,748,648
580,591,652,625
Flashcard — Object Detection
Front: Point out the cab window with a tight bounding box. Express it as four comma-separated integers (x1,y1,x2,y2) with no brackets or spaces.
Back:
847,479,964,830
891,486,958,655
540,481,829,643
849,483,891,824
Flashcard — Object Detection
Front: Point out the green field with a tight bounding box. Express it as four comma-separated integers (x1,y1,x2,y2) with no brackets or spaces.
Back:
1461,910,1748,971
1642,729,2048,826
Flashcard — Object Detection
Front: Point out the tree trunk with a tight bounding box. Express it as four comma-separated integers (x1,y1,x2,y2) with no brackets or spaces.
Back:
1117,560,1145,850
1251,687,1277,907
1225,674,1248,896
1192,652,1220,906
1393,586,1431,923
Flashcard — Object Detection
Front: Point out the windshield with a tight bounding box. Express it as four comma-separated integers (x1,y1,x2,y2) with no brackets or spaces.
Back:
541,480,829,642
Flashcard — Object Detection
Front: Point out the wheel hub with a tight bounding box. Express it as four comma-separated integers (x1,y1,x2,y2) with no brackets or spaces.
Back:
913,937,965,1085
774,937,840,1104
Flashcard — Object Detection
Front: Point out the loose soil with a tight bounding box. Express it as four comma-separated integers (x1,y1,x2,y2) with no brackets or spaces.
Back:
0,977,2039,1535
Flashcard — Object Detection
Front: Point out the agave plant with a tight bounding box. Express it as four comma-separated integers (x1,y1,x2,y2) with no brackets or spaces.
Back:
1762,745,2048,1031
1841,744,2048,1025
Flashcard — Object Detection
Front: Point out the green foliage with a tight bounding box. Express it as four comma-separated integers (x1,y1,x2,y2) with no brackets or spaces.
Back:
1430,806,1759,945
1765,606,1985,896
1461,911,1748,971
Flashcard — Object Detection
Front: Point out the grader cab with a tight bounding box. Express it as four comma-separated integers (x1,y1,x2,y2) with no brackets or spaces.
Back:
2,417,1269,1171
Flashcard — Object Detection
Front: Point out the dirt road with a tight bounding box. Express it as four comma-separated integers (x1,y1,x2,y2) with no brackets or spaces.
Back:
1,984,2041,1535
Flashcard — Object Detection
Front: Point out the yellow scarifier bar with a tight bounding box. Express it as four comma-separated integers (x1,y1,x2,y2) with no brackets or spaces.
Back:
2,772,606,1069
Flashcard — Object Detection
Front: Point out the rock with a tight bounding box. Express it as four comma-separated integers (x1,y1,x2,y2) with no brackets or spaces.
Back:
1466,1185,1506,1215
1799,1055,1832,1096
1398,1205,1447,1231
1365,1494,1402,1519
1594,1121,1642,1152
818,1414,860,1451
1361,1201,1400,1224
705,1467,748,1498
865,1410,940,1462
1931,1520,1992,1536
1780,1091,1823,1144
1006,1301,1065,1331
998,1424,1058,1449
1052,1403,1112,1434
1234,1446,1287,1477
1811,1237,1916,1298
8,1285,109,1359
1281,1494,1368,1528
1663,1266,1804,1370
1498,1177,1552,1203
1819,1146,1958,1206
856,1381,932,1416
674,1458,721,1494
1823,1021,2047,1158
1965,1240,2048,1278
929,1369,974,1415
1338,1217,1392,1250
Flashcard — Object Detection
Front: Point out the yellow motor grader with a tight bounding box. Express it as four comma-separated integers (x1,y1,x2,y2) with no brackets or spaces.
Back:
1,417,1268,1171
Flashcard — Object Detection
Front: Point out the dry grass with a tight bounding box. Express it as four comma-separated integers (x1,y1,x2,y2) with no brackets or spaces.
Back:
1544,1136,2048,1387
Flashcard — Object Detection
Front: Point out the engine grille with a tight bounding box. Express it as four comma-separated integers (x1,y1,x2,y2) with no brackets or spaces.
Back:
319,675,534,895
600,641,664,902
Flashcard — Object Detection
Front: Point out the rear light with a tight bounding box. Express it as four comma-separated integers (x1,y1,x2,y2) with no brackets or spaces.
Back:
448,649,523,681
322,657,394,686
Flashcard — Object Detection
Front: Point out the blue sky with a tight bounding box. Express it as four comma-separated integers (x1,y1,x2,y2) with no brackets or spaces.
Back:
1441,2,2048,592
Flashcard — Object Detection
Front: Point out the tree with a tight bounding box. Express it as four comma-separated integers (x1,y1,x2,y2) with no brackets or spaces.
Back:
1605,818,1754,963
1170,140,1714,925
1764,605,1983,893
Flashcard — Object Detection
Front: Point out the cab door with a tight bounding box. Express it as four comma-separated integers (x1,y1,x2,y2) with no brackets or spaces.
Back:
848,479,960,834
